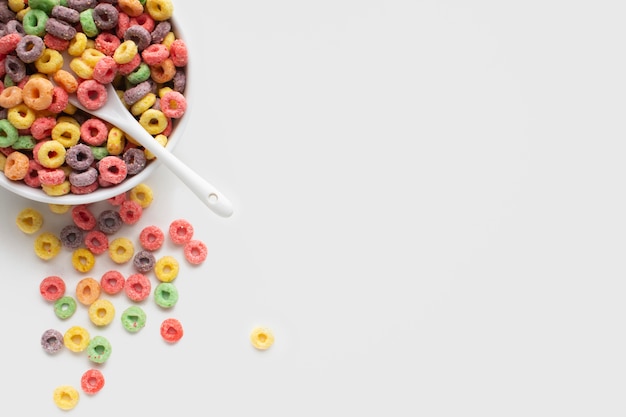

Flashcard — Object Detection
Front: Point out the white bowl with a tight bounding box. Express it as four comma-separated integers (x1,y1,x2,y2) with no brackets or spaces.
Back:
0,15,191,205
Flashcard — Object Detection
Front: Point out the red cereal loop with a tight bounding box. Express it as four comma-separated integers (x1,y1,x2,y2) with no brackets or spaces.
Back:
71,204,97,231
141,43,169,65
130,13,155,32
124,273,151,302
169,39,188,67
117,53,141,75
38,168,66,186
183,240,208,265
24,159,43,188
95,32,121,56
98,156,128,184
76,79,108,110
84,230,109,255
100,270,125,295
93,56,118,84
44,33,70,51
81,368,105,394
47,86,69,113
168,219,194,245
118,199,142,225
160,90,186,119
139,225,164,251
160,318,183,343
0,33,22,54
40,276,66,301
80,118,108,146
70,181,100,195
30,117,57,140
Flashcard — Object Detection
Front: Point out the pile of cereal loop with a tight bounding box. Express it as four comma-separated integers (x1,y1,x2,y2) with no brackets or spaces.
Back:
17,182,209,411
0,0,188,197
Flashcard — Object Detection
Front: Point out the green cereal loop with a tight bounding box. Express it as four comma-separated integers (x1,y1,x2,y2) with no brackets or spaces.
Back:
87,335,112,363
3,74,14,87
154,282,179,308
12,135,36,150
79,9,99,38
0,119,18,147
60,0,68,6
89,146,109,160
54,296,77,320
139,0,147,5
121,306,147,333
28,0,60,15
126,63,151,85
22,9,49,37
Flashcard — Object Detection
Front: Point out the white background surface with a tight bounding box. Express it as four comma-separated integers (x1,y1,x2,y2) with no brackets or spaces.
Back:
1,0,625,415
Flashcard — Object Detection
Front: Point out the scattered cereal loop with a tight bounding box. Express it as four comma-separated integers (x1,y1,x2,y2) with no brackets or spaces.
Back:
71,247,96,273
133,249,156,273
160,318,183,343
139,224,164,251
15,207,43,234
87,335,112,364
168,218,193,245
34,231,62,260
84,230,109,255
39,275,66,302
75,277,101,306
53,385,79,411
88,299,116,327
183,239,207,265
129,182,154,208
63,325,90,353
54,295,77,320
154,255,179,282
154,282,178,308
121,305,147,333
125,272,151,302
100,270,125,295
119,199,143,225
108,237,134,264
41,329,64,354
71,204,97,231
81,369,105,395
250,326,275,351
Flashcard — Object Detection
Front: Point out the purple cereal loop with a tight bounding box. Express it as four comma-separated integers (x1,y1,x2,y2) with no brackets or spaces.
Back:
151,21,171,44
16,35,45,63
173,69,186,93
45,17,77,41
92,3,118,31
97,209,122,234
122,147,146,175
6,20,25,35
59,224,84,249
67,0,97,13
123,80,151,105
0,3,16,24
69,166,98,187
124,25,151,51
133,250,156,273
65,143,94,171
51,5,81,24
41,329,64,354
5,55,26,83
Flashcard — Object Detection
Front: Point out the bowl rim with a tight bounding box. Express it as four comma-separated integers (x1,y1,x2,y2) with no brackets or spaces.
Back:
0,13,192,206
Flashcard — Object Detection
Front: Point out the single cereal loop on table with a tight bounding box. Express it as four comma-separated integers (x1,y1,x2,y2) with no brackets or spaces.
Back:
97,209,123,234
184,240,208,265
139,225,164,251
88,298,115,327
250,326,275,350
100,270,125,295
160,318,183,343
41,329,64,354
121,305,147,333
75,277,101,306
15,207,43,234
4,151,29,180
59,224,84,249
81,369,105,395
87,335,112,364
84,230,109,255
133,249,156,273
129,183,154,208
54,295,77,320
119,199,143,225
72,204,97,230
154,255,179,282
63,325,90,352
125,272,151,302
168,219,194,245
109,237,135,264
154,282,178,309
34,232,62,260
40,275,66,302
53,385,79,410
72,247,96,273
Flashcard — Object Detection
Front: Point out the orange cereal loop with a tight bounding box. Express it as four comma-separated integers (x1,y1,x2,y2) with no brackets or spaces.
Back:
22,77,55,111
75,277,101,305
53,70,78,94
3,151,29,180
0,86,23,108
149,58,175,83
119,0,145,17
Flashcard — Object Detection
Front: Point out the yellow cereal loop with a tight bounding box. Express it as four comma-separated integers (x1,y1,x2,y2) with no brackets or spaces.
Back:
106,126,126,155
53,385,79,411
34,232,62,260
158,86,173,98
81,48,106,67
37,140,66,168
88,299,116,327
0,153,7,171
63,326,90,352
154,255,179,282
109,237,134,264
8,0,26,13
250,326,275,350
138,108,167,135
57,116,80,127
162,31,176,49
72,248,96,273
146,0,174,21
52,121,81,148
129,183,154,208
7,103,36,129
16,207,43,234
42,180,71,196
144,134,167,160
48,203,71,214
35,48,63,74
130,93,156,116
69,57,94,79
16,6,29,21
113,40,138,64
68,32,87,56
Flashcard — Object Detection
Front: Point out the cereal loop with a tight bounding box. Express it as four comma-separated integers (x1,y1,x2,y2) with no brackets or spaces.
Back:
63,325,90,352
100,270,125,295
154,255,179,282
125,272,151,302
250,326,275,350
53,385,80,410
75,277,101,305
72,247,96,273
109,237,134,264
160,317,183,343
40,275,66,301
34,232,62,260
16,207,43,234
169,218,193,245
81,369,105,395
88,298,116,326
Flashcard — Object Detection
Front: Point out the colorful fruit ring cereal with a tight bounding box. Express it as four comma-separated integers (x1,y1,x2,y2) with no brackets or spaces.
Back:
108,237,134,264
97,209,123,234
34,232,62,260
119,199,143,225
41,328,64,354
98,155,128,184
100,270,125,295
250,326,275,350
54,295,77,320
59,224,85,249
183,239,208,265
121,305,147,333
81,369,105,395
154,282,178,309
139,225,164,251
79,117,108,146
168,218,194,245
133,249,156,273
15,207,43,234
71,247,96,273
124,273,151,302
48,203,71,214
87,335,112,364
160,318,183,343
40,275,66,302
154,255,179,282
75,277,101,306
4,151,29,180
63,325,90,352
53,385,79,410
76,79,108,110
88,299,116,327
72,204,97,231
129,183,154,208
84,230,109,255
